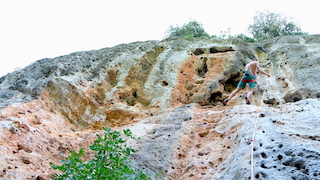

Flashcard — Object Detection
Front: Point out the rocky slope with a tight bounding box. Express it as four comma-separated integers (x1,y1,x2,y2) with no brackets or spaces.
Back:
0,35,320,179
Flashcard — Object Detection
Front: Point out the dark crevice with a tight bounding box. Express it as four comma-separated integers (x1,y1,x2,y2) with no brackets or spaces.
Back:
132,91,137,98
209,92,223,104
220,72,241,93
196,57,208,77
193,48,205,55
162,80,169,86
210,47,234,53
193,47,234,55
284,92,302,103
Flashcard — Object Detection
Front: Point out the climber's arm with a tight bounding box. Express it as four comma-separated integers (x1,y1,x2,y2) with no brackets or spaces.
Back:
257,65,271,77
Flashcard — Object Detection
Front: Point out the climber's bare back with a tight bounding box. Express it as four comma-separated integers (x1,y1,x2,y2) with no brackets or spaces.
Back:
245,60,270,77
245,61,259,75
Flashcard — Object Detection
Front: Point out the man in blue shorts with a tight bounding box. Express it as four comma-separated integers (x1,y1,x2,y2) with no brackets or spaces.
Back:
223,58,271,105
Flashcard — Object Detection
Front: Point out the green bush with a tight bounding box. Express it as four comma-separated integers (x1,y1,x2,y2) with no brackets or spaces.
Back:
248,10,307,41
50,127,149,180
234,34,256,43
218,28,232,39
183,34,194,40
164,20,210,39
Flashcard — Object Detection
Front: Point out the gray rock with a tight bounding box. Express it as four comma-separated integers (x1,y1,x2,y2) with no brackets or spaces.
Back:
1,35,320,179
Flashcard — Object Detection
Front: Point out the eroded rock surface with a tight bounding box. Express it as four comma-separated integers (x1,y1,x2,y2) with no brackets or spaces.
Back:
0,35,320,179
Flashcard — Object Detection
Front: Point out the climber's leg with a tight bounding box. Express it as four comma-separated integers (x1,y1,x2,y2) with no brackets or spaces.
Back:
223,87,243,106
245,87,254,105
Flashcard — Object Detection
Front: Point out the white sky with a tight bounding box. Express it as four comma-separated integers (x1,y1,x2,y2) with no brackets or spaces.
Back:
0,0,319,77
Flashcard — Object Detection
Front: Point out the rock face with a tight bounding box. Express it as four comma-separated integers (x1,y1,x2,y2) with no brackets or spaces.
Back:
0,35,320,179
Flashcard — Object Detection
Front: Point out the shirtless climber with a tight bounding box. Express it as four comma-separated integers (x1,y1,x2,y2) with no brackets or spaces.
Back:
223,58,271,105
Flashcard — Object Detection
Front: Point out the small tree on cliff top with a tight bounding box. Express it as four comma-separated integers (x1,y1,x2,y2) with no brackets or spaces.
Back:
164,20,210,39
248,10,307,41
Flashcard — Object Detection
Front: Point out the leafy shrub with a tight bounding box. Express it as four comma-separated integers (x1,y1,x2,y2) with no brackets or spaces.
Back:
50,127,149,180
218,28,232,39
164,20,210,39
248,10,307,41
234,34,256,43
183,34,194,40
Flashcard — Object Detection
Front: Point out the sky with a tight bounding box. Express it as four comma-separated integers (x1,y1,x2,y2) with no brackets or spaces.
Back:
0,0,319,77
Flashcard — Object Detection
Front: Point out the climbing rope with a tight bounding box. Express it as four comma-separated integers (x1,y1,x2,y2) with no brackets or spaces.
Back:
250,80,270,180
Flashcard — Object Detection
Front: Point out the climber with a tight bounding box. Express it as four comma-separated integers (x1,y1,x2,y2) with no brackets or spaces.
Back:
223,58,271,105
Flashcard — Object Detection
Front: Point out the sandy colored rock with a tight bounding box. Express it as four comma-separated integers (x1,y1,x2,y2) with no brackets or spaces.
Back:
0,35,320,179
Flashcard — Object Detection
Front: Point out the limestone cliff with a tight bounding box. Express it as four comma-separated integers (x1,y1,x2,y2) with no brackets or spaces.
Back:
0,35,320,179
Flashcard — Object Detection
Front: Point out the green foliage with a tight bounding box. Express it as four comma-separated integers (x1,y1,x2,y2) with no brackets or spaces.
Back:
183,34,194,40
215,28,256,42
248,10,307,41
50,127,149,180
234,34,256,43
164,20,210,39
218,28,232,39
163,11,308,42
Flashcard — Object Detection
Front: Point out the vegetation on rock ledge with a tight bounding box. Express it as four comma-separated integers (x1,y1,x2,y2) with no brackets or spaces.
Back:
164,10,307,42
50,127,150,180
